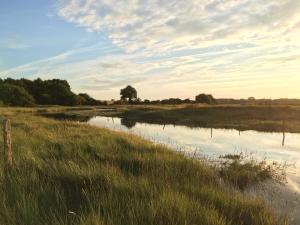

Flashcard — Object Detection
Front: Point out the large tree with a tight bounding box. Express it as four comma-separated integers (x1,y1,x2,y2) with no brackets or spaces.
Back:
195,93,216,104
120,85,137,103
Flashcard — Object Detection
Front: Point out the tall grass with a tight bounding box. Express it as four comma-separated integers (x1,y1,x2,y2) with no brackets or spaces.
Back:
117,105,300,132
219,154,286,190
0,108,288,225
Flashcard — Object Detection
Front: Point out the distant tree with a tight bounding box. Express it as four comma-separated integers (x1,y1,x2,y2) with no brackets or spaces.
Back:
39,94,52,105
120,85,137,103
183,98,192,104
70,95,85,105
0,78,102,106
114,100,124,105
195,94,216,104
78,93,97,105
161,98,182,104
151,100,161,104
43,80,75,105
132,98,142,104
0,84,35,106
80,93,104,105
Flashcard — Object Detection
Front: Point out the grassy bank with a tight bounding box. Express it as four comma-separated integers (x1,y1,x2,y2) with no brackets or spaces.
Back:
64,104,300,133
0,108,287,225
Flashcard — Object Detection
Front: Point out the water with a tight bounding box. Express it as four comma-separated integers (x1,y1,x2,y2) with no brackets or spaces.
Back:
88,116,300,193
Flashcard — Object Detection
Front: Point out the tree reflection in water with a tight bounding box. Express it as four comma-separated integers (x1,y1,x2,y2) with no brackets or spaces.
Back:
121,118,137,129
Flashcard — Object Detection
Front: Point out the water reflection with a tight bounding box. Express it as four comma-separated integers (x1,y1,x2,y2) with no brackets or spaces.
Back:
121,118,136,129
282,121,286,147
40,113,91,122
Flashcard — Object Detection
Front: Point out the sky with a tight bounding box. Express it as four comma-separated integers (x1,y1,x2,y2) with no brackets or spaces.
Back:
0,0,300,100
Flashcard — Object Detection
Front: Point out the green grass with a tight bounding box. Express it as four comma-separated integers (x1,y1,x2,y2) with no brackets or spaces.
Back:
89,104,300,133
0,108,288,225
42,104,300,132
219,154,286,190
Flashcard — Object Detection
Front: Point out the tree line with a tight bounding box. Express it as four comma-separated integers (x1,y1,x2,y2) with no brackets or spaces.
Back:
118,85,216,105
0,78,103,106
3,80,295,107
118,85,300,106
1,79,217,107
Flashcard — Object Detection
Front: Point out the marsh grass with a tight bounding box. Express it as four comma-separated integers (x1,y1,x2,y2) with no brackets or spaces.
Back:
35,104,300,132
0,107,288,225
101,104,300,133
219,154,286,190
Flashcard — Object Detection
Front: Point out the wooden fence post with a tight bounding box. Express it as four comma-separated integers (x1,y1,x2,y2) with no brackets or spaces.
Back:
3,119,13,175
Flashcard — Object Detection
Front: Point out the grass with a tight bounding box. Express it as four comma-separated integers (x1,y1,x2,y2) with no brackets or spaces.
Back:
77,104,300,133
219,154,286,190
38,104,300,132
0,107,288,225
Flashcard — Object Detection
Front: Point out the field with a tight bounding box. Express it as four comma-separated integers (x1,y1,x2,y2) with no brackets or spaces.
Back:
0,107,288,225
48,104,300,133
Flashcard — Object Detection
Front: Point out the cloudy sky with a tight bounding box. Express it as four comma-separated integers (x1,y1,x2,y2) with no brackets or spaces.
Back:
1,0,300,100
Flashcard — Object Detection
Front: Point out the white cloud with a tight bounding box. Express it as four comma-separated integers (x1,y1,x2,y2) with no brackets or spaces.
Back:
57,0,300,53
3,0,300,99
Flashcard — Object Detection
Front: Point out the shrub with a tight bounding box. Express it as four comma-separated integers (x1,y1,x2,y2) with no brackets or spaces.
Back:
195,93,216,104
0,84,35,106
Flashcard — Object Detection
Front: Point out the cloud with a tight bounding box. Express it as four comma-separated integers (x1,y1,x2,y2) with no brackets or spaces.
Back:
57,0,300,53
3,0,300,100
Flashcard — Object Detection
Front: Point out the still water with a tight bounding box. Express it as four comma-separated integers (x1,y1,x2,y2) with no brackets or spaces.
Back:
88,116,300,193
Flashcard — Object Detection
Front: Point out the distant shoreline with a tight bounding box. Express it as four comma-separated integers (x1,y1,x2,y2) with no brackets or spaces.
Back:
40,104,300,133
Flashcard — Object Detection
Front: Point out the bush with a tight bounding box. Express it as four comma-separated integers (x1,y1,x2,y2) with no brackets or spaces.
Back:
78,93,103,105
0,84,35,106
195,93,216,104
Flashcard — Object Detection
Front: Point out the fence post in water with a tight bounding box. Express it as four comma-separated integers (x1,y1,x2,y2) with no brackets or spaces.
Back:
3,119,13,175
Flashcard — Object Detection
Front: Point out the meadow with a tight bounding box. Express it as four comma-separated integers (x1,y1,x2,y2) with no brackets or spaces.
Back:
0,107,288,225
49,104,300,133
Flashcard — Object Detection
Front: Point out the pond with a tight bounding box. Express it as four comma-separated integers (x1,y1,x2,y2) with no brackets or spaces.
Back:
88,116,300,194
